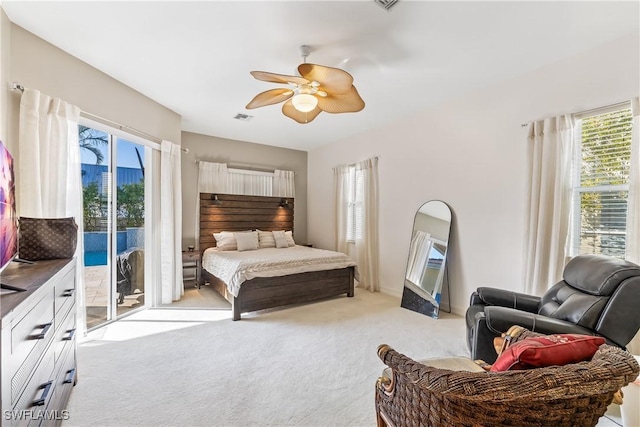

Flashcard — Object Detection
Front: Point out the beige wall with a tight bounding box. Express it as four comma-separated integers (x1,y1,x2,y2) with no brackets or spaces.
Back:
7,24,181,153
3,19,307,258
181,131,308,249
308,34,640,314
4,21,182,247
0,9,11,146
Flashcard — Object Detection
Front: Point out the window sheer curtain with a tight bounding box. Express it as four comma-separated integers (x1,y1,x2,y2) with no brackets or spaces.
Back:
627,97,640,265
626,97,640,354
406,230,431,286
18,88,87,336
274,169,295,197
334,157,379,292
228,169,272,196
195,161,229,244
195,163,296,242
160,140,183,303
523,115,574,295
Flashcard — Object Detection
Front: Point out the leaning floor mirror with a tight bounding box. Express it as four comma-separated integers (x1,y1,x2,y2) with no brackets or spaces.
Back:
400,200,452,319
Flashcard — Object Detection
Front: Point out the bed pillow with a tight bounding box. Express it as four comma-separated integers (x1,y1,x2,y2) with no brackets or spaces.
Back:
273,230,289,249
257,229,276,248
490,333,605,372
235,231,259,252
284,230,296,247
213,231,237,251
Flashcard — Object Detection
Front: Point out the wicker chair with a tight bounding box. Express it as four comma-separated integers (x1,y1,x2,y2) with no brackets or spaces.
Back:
376,330,640,427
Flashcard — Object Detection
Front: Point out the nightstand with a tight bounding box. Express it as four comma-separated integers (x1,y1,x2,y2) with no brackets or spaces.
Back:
182,249,202,288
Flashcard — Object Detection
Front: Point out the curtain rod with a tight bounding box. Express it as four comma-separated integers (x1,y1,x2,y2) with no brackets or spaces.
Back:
520,100,631,127
195,159,277,173
10,82,188,153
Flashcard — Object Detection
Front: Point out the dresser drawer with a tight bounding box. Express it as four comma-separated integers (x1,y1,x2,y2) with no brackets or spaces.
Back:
9,290,55,405
53,308,75,365
9,345,56,427
53,269,76,318
45,348,76,427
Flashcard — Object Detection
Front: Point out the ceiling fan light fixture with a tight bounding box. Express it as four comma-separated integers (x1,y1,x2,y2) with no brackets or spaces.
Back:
291,94,318,112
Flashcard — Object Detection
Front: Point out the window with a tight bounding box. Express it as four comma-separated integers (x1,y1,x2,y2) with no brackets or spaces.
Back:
346,166,364,242
227,168,273,196
570,106,633,258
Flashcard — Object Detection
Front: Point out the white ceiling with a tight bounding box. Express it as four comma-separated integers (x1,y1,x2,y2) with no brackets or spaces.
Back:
3,1,639,151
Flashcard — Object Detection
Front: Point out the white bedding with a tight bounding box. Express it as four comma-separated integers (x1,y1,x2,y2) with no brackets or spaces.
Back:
202,245,357,297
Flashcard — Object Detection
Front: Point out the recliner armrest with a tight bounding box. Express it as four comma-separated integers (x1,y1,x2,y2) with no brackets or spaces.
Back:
483,306,598,337
476,287,540,313
469,291,483,306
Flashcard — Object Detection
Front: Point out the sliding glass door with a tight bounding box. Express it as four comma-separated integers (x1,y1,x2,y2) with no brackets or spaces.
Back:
80,124,153,330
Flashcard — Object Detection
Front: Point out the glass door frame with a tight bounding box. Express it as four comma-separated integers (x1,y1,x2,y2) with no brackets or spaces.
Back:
80,117,159,331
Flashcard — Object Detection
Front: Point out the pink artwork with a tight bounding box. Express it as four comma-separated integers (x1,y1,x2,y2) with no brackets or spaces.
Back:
0,140,17,271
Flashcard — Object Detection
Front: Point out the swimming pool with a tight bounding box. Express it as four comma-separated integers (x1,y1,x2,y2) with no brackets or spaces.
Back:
84,251,107,266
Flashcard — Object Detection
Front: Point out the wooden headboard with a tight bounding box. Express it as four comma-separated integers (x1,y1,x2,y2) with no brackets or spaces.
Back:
199,193,294,250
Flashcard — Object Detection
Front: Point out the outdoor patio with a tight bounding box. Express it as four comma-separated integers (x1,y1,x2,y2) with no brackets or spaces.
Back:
84,265,144,329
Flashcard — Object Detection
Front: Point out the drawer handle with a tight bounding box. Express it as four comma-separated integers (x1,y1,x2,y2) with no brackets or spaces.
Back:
63,368,77,384
33,381,53,406
30,322,53,340
63,328,76,341
62,289,75,297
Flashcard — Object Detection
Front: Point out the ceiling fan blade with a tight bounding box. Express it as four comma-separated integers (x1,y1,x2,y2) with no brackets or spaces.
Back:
250,71,309,86
298,63,353,94
246,88,294,109
317,86,365,114
282,100,322,124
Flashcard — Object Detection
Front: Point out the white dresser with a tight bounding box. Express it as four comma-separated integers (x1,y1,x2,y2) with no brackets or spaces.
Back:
1,259,77,426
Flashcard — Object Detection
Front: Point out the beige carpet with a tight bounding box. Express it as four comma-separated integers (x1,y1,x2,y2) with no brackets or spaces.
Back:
163,283,231,309
65,290,621,427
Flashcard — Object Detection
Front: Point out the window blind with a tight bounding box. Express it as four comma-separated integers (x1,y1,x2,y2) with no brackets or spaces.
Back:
347,166,364,241
571,107,632,257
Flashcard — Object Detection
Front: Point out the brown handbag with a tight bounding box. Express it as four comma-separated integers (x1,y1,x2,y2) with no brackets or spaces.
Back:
18,217,78,261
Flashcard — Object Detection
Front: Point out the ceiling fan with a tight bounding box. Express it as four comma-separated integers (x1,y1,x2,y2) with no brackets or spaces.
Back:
245,45,365,124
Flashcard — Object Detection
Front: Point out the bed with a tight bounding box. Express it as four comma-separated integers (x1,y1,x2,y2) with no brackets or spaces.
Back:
198,193,356,320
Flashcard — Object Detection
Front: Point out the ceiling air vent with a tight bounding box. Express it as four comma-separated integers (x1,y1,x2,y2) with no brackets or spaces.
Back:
234,113,253,121
374,0,399,11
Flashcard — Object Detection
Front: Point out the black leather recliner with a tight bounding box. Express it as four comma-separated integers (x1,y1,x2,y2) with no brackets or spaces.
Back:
466,254,640,363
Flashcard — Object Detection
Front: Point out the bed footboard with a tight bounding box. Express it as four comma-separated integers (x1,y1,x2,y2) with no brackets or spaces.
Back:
202,266,355,320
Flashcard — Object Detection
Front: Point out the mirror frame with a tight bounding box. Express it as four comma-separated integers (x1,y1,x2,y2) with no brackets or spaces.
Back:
400,200,452,319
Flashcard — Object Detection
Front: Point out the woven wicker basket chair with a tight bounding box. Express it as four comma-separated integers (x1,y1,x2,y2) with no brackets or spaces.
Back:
376,330,640,427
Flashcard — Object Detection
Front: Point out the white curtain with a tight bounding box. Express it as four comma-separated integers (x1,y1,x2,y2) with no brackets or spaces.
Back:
626,98,640,355
356,158,379,291
406,230,431,286
228,169,272,196
627,97,640,265
334,157,379,292
195,161,229,245
160,140,183,303
198,161,229,193
273,169,295,197
523,115,574,295
18,88,86,335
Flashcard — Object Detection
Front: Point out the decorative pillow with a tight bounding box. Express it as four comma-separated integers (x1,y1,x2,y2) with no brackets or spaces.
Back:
273,230,289,249
284,230,296,247
490,334,605,372
234,231,259,252
256,229,276,248
213,231,237,251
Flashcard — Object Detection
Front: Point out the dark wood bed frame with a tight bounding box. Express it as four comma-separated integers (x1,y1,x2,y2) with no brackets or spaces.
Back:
199,193,354,320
